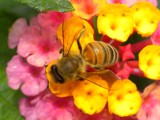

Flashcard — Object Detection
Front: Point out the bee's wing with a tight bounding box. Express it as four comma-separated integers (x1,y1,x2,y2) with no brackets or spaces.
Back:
79,70,120,90
58,17,85,56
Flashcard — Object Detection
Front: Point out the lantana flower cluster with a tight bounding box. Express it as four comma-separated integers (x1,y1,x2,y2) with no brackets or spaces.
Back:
6,0,160,120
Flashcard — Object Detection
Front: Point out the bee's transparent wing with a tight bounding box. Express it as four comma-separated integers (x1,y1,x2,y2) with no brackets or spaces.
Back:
60,17,85,56
79,70,121,90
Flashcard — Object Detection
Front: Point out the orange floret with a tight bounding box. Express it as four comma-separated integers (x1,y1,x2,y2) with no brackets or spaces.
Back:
139,45,160,80
97,4,134,42
57,16,94,55
72,75,109,115
131,2,160,37
108,79,142,117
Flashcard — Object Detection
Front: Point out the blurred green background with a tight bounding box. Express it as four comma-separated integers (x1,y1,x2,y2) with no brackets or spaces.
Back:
0,1,37,119
0,0,160,120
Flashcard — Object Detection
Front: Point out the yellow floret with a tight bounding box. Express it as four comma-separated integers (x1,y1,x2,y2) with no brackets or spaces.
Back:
131,2,160,37
46,60,78,97
108,79,142,117
139,45,160,80
72,75,109,115
97,4,134,42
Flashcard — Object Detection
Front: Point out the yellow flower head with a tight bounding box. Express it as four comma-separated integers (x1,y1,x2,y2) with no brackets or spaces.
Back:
57,16,94,55
69,0,107,19
131,2,160,37
97,4,134,42
72,75,109,115
108,79,142,117
139,45,160,80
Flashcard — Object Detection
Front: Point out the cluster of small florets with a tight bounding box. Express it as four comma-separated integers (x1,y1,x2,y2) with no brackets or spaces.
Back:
6,0,160,120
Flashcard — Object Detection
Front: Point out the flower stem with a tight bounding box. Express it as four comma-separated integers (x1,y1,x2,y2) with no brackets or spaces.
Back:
126,60,144,77
131,39,152,53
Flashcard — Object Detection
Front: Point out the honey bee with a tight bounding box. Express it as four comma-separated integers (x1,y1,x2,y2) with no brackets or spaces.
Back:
48,17,119,87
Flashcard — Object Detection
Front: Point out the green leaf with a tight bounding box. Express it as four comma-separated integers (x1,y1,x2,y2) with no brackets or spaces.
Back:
0,12,24,120
15,0,74,12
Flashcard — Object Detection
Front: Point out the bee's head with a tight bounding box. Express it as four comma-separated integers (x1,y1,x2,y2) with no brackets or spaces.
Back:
50,65,65,83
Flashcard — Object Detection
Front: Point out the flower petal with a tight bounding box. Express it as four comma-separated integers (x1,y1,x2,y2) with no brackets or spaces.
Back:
137,82,160,120
97,4,133,42
8,18,28,49
17,26,61,67
139,45,160,80
6,55,48,96
108,79,142,117
19,90,79,120
72,75,108,115
131,2,160,37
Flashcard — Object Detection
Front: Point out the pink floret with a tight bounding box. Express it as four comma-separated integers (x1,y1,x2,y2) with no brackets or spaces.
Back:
10,11,70,67
8,18,28,49
19,90,80,120
17,24,62,67
6,55,48,96
37,11,72,29
107,0,158,6
137,82,160,120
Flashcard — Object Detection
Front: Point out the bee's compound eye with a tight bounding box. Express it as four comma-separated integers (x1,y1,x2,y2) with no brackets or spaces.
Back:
51,65,65,83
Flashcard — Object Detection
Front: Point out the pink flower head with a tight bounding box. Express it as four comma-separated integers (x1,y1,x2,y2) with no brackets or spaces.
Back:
19,90,80,120
37,11,72,29
17,24,62,67
150,23,160,45
6,55,48,96
137,82,160,120
8,11,70,67
8,18,28,49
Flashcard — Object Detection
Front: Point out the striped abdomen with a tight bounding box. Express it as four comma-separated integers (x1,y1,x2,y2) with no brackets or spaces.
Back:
82,41,119,68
